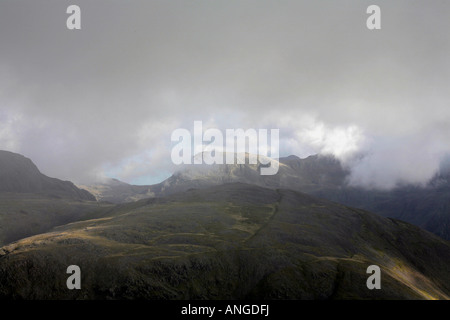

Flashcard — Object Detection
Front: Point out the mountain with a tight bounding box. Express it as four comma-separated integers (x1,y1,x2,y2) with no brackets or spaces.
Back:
0,183,449,299
0,150,103,246
78,178,155,203
82,153,450,240
80,154,347,203
157,154,348,195
0,150,95,201
311,174,450,241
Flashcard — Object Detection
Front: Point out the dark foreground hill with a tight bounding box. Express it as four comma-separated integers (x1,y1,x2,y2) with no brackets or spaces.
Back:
0,150,95,201
1,183,449,299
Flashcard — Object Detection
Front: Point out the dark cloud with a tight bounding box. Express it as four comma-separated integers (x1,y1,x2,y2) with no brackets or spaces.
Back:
0,0,449,187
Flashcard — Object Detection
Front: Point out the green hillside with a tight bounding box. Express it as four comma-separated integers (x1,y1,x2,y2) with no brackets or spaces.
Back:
1,183,449,299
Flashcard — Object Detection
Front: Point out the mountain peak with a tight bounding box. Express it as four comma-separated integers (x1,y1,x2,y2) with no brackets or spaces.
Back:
0,150,95,201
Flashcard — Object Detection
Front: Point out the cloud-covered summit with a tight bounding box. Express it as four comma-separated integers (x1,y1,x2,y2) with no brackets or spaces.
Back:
1,0,449,188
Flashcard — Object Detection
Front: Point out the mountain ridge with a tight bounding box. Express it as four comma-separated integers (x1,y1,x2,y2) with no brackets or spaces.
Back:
0,151,449,299
0,150,95,201
80,153,450,240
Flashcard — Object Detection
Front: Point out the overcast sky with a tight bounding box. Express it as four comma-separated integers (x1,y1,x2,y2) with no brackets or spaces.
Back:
1,0,449,188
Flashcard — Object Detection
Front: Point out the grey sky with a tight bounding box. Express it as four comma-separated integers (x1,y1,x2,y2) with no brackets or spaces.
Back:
0,0,449,188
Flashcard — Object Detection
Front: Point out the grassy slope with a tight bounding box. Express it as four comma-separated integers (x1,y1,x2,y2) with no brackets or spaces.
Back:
86,155,450,241
0,193,111,246
0,183,449,299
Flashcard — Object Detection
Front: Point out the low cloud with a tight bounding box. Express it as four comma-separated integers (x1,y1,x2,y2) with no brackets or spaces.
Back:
0,1,449,188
